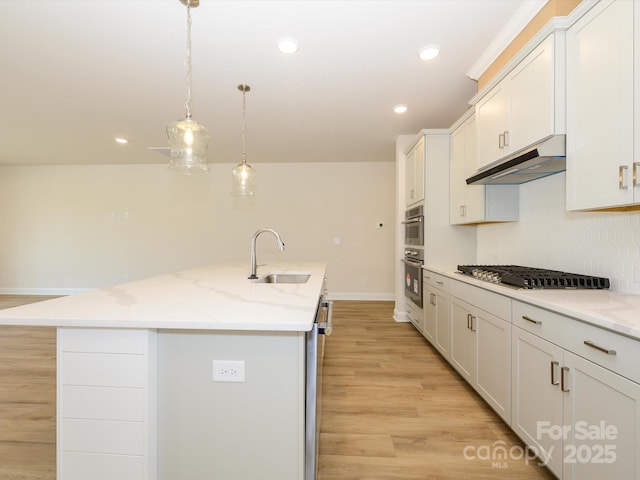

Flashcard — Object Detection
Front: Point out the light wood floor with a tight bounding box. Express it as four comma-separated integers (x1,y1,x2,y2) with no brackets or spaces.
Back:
0,297,555,479
0,295,58,480
318,301,556,480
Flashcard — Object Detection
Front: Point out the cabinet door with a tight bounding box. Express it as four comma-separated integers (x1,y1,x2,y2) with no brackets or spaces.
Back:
449,123,467,224
405,146,417,206
511,327,564,478
476,84,508,171
462,116,486,222
508,34,555,152
423,285,436,342
562,351,640,480
434,289,450,360
476,310,511,424
414,139,425,203
566,0,635,210
449,298,476,385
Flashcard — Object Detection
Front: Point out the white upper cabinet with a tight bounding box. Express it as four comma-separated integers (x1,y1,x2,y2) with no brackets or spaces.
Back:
475,33,563,172
405,137,425,207
566,0,639,210
450,111,519,225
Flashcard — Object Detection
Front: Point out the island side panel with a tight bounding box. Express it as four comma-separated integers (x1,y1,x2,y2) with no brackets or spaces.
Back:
57,328,158,480
157,329,306,480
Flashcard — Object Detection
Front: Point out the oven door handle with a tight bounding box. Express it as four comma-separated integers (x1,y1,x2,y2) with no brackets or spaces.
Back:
401,217,423,225
402,258,423,267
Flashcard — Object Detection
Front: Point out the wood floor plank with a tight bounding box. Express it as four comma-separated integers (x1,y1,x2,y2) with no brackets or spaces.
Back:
318,300,556,480
0,296,57,480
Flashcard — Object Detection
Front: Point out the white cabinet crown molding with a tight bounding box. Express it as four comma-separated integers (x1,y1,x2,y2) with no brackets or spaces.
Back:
466,0,549,81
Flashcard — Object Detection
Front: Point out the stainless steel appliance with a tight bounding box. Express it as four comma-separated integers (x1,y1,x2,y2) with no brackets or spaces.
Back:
457,265,610,289
305,290,333,480
402,205,424,246
403,248,424,307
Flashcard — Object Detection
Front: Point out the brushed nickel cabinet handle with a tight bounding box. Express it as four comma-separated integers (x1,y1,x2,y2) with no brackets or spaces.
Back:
470,315,476,332
633,162,639,188
498,133,505,149
584,340,617,356
503,130,510,147
550,361,560,386
430,293,436,306
561,366,570,392
436,280,444,286
467,313,472,330
460,205,466,217
619,165,629,189
522,315,542,325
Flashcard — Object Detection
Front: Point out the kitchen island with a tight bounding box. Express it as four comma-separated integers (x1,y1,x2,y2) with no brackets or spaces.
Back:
0,262,327,480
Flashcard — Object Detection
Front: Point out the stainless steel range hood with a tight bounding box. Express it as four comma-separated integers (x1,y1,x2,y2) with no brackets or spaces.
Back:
466,134,566,185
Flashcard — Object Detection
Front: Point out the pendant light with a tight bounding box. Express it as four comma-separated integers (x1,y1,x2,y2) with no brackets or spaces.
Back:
231,84,256,196
166,0,209,174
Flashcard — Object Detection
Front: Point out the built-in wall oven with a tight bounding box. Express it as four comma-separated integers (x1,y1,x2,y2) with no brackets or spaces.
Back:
403,205,424,247
403,247,424,308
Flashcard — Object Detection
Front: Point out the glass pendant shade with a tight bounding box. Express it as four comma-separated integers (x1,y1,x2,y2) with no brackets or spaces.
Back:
231,162,256,196
167,117,209,174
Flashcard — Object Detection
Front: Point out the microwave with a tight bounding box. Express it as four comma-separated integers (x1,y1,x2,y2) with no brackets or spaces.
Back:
403,205,424,247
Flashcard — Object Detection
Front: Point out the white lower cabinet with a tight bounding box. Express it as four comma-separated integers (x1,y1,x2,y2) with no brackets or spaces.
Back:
449,281,511,424
423,270,450,359
512,301,640,479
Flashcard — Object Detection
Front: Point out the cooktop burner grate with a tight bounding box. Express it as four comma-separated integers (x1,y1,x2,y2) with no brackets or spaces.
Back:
457,265,610,290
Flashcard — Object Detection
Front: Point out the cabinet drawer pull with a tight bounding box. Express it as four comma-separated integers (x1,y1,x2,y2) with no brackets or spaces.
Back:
633,162,639,188
430,293,436,306
561,366,570,392
619,165,629,189
503,130,510,147
550,361,560,386
470,315,476,332
522,315,542,325
436,280,444,286
584,340,617,356
460,205,466,217
498,133,505,149
467,313,472,329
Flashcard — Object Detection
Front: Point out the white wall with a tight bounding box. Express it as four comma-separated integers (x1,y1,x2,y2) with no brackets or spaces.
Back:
477,172,640,295
0,162,396,298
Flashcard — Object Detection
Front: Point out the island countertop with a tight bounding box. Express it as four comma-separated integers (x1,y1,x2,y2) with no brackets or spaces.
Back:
0,262,327,331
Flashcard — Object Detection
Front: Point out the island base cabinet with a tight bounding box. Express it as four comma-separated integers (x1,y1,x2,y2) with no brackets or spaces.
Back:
156,330,306,480
57,328,158,480
511,326,640,479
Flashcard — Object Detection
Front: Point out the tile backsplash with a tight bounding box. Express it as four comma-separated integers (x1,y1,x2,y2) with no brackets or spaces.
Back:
477,172,640,295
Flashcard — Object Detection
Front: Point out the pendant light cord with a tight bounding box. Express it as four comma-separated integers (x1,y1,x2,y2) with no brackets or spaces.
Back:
241,88,247,164
184,6,193,119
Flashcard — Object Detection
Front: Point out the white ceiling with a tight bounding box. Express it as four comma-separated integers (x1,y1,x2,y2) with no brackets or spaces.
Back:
0,0,541,167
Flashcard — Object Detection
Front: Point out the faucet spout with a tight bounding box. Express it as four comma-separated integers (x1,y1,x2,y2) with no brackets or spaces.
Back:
249,228,285,279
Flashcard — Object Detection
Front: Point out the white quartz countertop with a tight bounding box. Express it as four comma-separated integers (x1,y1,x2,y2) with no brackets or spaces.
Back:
0,262,327,332
424,265,640,341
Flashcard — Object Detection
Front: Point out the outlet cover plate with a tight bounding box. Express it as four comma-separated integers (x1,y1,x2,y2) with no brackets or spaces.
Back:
212,360,245,382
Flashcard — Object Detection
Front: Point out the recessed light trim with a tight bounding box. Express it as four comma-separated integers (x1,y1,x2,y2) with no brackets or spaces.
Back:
419,44,440,61
115,137,129,144
393,104,408,114
277,37,299,54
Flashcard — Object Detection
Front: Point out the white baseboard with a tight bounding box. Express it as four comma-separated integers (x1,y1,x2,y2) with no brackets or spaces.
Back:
327,292,395,301
0,287,92,296
393,308,409,323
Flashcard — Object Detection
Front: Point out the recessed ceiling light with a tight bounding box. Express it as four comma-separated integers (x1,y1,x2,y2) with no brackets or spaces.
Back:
277,37,299,54
393,104,408,114
419,44,440,61
115,137,129,144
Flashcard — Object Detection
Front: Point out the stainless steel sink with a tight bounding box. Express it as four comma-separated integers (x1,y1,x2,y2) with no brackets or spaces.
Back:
255,273,311,284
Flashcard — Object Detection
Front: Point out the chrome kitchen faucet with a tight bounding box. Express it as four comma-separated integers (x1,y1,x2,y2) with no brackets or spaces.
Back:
248,228,285,279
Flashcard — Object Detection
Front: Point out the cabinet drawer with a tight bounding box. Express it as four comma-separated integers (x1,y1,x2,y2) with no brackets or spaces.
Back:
513,301,640,384
450,279,511,320
423,270,449,291
406,301,423,332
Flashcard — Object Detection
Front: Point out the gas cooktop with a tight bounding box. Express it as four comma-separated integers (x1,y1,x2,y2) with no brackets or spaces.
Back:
457,265,610,290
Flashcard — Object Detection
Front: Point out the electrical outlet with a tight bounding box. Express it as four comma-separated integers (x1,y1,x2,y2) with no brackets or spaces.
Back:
212,360,245,382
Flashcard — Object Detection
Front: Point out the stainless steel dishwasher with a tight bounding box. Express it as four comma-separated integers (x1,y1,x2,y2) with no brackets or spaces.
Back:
305,286,333,480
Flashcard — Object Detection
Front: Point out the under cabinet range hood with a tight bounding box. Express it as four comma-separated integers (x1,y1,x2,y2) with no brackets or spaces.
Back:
466,134,566,185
